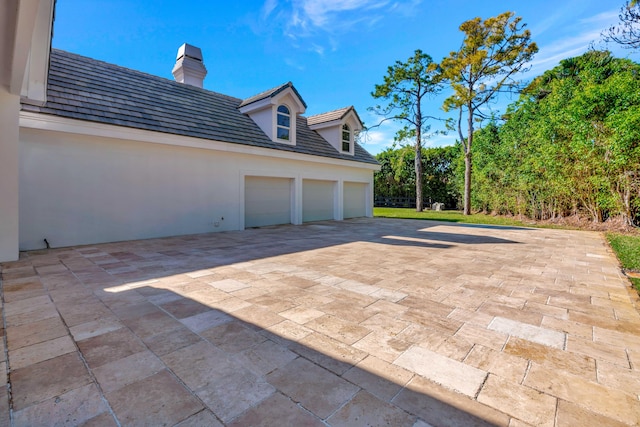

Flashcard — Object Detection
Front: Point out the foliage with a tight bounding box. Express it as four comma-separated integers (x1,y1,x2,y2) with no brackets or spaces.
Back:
370,50,442,211
374,145,460,208
603,1,640,49
440,11,538,215
606,232,640,292
471,51,640,225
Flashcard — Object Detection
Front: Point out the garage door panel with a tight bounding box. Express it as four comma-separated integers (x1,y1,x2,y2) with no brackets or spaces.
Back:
303,179,335,222
245,177,292,227
343,182,367,219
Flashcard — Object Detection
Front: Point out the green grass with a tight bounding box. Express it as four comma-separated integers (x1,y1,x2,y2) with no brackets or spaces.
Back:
606,233,640,293
373,207,537,227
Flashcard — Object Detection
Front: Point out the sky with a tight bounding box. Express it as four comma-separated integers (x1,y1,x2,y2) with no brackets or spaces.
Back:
51,0,638,155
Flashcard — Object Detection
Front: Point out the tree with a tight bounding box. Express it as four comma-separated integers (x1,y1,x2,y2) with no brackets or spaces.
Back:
441,12,538,215
603,1,640,49
374,147,415,200
370,50,442,211
423,144,461,209
472,51,640,225
374,145,461,209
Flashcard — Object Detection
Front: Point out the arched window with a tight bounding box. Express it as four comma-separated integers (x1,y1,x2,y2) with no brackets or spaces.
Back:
342,124,351,152
277,105,290,141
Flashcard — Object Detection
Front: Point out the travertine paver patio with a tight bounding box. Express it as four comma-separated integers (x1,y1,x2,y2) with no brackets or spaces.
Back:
1,218,639,426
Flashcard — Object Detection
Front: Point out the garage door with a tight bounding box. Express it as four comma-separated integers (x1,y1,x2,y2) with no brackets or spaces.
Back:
303,179,335,222
245,176,292,228
343,182,367,219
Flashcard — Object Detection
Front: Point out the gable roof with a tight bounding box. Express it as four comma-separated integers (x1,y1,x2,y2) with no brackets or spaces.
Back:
307,106,363,127
22,49,377,165
238,81,307,109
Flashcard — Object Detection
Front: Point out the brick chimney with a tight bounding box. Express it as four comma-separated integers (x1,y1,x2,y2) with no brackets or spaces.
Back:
171,43,207,88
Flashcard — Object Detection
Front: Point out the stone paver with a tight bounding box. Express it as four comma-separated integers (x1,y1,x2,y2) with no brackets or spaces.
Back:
227,392,324,427
327,390,416,426
524,363,640,425
488,316,566,349
266,357,359,418
92,350,164,392
10,352,92,411
6,316,67,349
77,327,146,368
395,345,487,397
12,383,108,427
393,375,509,426
8,335,76,369
477,374,557,427
105,370,203,426
1,217,639,426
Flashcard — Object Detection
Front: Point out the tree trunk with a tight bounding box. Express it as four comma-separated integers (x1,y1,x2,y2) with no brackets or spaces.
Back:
415,103,423,212
415,140,423,212
621,171,634,226
463,105,474,215
463,149,472,215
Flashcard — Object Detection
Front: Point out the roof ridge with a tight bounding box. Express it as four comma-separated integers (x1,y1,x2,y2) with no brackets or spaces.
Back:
238,81,308,109
307,106,353,120
238,82,291,107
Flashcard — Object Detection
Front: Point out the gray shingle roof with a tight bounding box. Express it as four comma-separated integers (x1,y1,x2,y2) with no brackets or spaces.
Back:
307,106,363,127
22,49,377,165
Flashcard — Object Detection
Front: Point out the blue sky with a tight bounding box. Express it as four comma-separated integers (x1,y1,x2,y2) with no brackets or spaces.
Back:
52,0,637,154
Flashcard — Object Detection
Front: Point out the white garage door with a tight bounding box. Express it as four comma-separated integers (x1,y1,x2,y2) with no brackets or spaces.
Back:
303,179,335,222
343,182,367,219
245,176,292,228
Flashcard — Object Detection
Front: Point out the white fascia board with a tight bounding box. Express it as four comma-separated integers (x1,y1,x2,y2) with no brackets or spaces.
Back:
308,118,341,131
19,112,380,171
20,0,54,105
8,1,41,94
238,97,271,114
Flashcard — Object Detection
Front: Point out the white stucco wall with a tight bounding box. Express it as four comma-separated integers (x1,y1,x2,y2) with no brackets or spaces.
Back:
0,89,20,261
19,125,375,250
247,108,272,142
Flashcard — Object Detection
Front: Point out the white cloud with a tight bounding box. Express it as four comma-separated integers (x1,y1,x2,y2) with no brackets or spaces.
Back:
261,0,278,19
300,0,388,28
310,43,325,55
359,113,399,152
579,9,619,25
362,129,392,146
529,0,582,37
424,132,457,148
526,7,622,77
362,126,458,154
358,109,458,154
260,0,421,54
284,57,306,70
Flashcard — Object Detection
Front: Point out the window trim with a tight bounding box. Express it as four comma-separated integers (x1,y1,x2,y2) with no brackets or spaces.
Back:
341,123,351,152
276,104,291,142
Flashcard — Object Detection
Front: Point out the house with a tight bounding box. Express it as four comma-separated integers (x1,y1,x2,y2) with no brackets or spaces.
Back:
0,1,379,262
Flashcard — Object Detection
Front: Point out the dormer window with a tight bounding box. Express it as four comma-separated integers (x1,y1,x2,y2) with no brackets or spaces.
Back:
239,82,306,145
307,106,362,156
277,105,291,141
342,124,351,152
